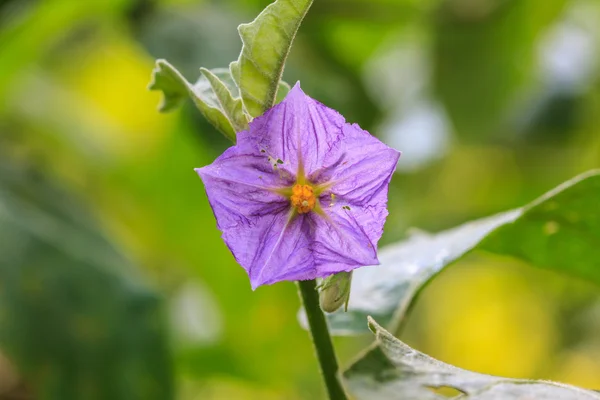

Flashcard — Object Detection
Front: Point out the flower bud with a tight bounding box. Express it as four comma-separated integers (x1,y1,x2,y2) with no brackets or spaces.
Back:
318,271,352,313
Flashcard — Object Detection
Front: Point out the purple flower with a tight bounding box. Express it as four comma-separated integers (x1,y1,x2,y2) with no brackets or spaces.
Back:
196,84,400,289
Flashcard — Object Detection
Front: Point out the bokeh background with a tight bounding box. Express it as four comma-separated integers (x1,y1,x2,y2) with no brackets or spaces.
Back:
1,0,599,398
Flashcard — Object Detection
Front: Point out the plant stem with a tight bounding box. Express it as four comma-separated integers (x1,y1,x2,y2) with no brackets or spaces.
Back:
297,279,348,400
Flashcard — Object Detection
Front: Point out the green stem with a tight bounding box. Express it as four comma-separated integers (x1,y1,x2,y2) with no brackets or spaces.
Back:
297,279,348,400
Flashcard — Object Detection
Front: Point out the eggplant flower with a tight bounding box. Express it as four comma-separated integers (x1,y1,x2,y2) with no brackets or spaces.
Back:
196,84,400,289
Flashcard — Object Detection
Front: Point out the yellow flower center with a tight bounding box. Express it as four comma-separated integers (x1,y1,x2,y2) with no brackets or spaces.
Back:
290,184,316,214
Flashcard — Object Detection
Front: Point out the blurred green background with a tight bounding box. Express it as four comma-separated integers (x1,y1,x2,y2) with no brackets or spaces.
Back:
1,0,599,398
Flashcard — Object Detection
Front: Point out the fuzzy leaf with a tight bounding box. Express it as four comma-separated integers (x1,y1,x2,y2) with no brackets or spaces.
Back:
344,317,600,400
148,59,189,113
199,67,249,133
149,59,237,141
230,0,314,117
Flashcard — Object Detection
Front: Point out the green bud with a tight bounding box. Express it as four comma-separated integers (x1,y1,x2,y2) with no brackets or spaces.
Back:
318,271,353,313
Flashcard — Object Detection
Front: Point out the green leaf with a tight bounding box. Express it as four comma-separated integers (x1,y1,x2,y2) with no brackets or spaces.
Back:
199,67,250,133
344,317,600,400
230,0,314,117
148,59,188,113
305,170,600,335
148,59,238,141
0,163,173,400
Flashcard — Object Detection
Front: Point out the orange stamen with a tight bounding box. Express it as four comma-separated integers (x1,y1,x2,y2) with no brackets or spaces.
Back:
290,184,316,214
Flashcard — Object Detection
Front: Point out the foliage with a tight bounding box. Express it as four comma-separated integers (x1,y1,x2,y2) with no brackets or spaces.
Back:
344,317,600,399
229,0,314,117
149,0,306,136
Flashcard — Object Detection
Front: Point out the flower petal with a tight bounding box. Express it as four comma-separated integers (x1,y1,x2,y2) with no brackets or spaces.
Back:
243,83,345,178
315,123,400,206
223,211,315,289
309,206,381,276
307,123,399,276
196,142,290,231
198,144,316,288
196,84,400,288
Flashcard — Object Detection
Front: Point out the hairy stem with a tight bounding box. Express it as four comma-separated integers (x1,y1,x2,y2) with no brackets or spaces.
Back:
297,279,348,400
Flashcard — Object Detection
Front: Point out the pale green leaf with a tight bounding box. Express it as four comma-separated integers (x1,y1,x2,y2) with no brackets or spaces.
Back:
299,170,600,335
148,59,237,141
230,0,314,117
148,59,186,113
200,67,249,133
344,317,600,400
